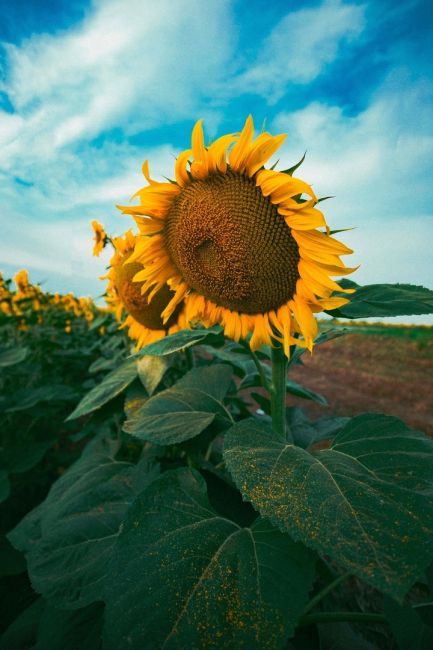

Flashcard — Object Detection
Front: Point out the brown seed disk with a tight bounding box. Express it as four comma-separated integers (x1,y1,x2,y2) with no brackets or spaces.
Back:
165,171,300,313
115,255,179,330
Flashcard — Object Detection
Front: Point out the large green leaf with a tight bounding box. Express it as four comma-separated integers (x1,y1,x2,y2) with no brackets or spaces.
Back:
176,364,233,401
6,384,78,412
133,327,223,357
0,346,28,367
104,468,315,650
66,357,137,420
8,452,151,609
123,365,234,444
326,282,433,318
224,414,433,600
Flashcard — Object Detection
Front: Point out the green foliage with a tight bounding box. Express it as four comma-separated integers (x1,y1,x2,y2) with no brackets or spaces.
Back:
134,327,224,356
2,279,433,648
9,451,149,609
327,281,433,318
0,346,28,367
66,357,138,420
123,365,234,444
104,468,316,649
224,415,433,600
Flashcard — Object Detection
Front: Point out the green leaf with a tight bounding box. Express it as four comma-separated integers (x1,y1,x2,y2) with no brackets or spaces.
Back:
286,379,327,405
224,414,433,600
8,452,150,609
123,365,233,444
0,470,10,503
176,364,233,401
201,343,256,375
1,439,54,474
137,354,169,395
66,358,137,420
6,384,78,412
133,327,223,357
0,346,28,367
384,598,433,650
103,468,315,650
287,408,349,449
33,602,104,650
0,599,44,650
326,282,433,319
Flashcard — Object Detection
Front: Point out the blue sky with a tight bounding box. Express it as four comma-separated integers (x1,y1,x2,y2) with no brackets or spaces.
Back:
0,0,432,322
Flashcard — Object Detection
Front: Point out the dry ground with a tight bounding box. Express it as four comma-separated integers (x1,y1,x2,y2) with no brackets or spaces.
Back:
288,331,433,435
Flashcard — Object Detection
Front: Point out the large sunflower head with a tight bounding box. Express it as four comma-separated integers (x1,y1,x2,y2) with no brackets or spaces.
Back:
104,230,188,349
119,116,356,355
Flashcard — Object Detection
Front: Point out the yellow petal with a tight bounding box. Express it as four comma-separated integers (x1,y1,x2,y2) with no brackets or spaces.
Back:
245,133,286,176
293,229,353,256
282,207,326,230
175,149,192,186
229,114,254,172
208,134,237,173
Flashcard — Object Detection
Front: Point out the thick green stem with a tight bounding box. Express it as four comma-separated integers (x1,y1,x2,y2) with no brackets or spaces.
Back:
270,343,291,441
303,572,351,615
298,611,387,627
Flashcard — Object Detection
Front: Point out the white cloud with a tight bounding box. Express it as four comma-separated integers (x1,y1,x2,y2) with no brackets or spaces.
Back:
231,0,365,99
271,70,433,221
0,0,233,162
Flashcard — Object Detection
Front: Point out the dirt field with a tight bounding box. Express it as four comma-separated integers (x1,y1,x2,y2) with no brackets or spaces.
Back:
288,329,433,435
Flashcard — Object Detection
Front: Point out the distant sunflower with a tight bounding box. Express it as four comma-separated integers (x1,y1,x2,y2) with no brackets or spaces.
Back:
119,116,356,355
14,269,30,294
91,220,107,257
104,230,188,349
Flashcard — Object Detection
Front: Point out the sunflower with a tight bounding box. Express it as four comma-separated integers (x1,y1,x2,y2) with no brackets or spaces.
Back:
119,116,356,356
104,230,189,349
14,269,30,294
91,220,107,257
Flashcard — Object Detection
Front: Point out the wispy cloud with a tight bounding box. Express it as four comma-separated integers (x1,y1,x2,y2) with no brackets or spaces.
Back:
0,0,233,157
231,0,365,99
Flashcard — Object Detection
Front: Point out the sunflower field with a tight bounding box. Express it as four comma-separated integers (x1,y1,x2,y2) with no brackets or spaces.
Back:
2,117,433,650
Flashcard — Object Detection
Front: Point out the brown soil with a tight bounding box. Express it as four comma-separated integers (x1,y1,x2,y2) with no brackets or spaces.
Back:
288,333,433,435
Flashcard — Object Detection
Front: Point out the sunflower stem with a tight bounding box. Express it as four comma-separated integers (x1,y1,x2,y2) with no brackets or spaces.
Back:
302,572,352,615
270,342,291,442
